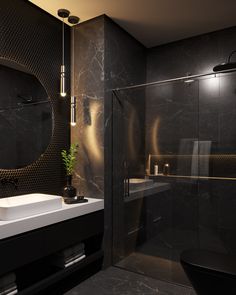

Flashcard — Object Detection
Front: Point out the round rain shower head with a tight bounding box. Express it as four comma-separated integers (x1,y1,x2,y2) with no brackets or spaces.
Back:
213,62,236,72
57,9,70,18
213,50,236,72
68,16,80,25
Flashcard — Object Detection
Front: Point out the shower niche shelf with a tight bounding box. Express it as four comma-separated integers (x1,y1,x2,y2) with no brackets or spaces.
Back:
148,153,236,180
148,174,236,181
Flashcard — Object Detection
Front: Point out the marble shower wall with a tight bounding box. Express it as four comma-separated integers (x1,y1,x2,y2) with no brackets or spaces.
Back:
145,26,236,253
147,26,236,81
71,17,105,199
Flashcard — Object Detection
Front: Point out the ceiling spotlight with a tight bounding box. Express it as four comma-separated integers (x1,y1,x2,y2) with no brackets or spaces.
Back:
68,15,80,25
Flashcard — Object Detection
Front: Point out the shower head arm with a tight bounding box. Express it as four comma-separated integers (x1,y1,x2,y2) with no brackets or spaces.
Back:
227,50,236,63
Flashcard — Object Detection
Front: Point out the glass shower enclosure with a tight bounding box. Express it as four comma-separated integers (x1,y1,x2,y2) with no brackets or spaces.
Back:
112,71,236,286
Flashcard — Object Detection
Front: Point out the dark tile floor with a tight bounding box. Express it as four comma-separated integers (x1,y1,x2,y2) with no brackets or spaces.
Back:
64,266,196,295
117,227,226,286
116,251,190,286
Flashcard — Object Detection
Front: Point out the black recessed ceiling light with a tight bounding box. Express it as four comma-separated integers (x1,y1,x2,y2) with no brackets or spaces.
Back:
57,9,70,18
68,15,80,25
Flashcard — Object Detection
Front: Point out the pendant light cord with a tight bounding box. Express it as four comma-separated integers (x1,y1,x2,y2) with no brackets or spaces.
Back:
71,26,75,96
62,17,65,65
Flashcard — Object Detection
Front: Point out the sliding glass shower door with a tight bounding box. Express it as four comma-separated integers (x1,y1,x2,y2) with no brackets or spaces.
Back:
112,71,236,286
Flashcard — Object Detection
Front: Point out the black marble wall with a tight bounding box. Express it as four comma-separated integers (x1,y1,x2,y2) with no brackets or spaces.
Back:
0,0,70,197
71,15,146,197
147,26,236,81
71,15,146,266
71,16,105,199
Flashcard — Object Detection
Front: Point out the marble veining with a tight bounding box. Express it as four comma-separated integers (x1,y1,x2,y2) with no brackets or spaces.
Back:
64,266,195,295
71,17,105,199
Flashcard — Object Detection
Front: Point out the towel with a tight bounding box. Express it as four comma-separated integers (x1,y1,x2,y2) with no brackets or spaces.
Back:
52,254,86,269
177,138,197,176
199,141,211,176
52,251,85,266
64,254,86,268
0,283,16,293
191,141,199,177
0,286,17,295
0,290,17,295
191,140,211,177
0,274,16,288
56,243,85,259
64,252,85,264
73,243,85,254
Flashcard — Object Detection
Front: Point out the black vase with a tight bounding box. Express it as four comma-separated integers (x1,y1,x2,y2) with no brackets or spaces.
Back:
63,175,77,199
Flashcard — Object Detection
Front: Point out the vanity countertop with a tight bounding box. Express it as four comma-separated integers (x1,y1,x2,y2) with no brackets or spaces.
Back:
0,197,104,240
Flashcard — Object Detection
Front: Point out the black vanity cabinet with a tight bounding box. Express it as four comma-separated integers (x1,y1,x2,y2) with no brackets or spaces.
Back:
0,210,104,294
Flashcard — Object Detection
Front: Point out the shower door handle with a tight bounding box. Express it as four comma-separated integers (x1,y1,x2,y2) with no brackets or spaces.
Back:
124,177,129,197
124,160,129,198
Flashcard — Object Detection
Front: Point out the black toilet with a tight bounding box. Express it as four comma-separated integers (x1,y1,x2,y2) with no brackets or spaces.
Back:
180,249,236,295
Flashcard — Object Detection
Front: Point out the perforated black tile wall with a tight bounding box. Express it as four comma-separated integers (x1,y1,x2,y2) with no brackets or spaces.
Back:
0,0,70,197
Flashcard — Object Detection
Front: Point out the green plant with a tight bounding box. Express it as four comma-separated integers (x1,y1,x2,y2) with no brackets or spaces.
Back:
61,143,78,176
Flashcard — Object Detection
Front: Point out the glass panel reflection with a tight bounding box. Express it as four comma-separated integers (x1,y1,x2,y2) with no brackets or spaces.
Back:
112,71,236,286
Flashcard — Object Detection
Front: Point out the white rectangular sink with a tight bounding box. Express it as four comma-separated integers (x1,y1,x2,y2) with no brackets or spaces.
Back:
0,194,62,220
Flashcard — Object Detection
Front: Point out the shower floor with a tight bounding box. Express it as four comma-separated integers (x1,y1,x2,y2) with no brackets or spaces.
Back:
116,228,226,286
65,266,196,295
116,250,190,286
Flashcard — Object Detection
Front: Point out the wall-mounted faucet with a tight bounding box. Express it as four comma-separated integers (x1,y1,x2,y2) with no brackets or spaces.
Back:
0,177,18,190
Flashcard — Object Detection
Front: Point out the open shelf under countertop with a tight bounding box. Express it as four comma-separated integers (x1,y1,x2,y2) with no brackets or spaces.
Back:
19,250,104,295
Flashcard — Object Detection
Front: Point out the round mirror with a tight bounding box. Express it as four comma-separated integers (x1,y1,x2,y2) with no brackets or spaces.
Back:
0,59,52,169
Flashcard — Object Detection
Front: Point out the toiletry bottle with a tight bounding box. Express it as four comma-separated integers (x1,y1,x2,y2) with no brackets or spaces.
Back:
154,163,159,175
163,163,170,175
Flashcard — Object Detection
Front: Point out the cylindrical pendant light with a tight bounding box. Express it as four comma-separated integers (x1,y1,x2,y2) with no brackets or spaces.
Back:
58,9,70,97
70,96,76,126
